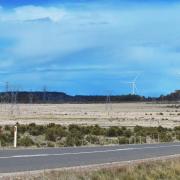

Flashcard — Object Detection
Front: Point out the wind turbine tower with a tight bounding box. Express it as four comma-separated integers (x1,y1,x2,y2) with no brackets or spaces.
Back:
128,74,140,95
131,81,136,95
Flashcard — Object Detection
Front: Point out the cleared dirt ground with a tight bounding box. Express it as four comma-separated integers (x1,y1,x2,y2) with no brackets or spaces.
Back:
0,103,180,128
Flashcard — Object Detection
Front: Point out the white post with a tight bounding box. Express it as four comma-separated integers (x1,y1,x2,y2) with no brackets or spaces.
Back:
14,125,17,148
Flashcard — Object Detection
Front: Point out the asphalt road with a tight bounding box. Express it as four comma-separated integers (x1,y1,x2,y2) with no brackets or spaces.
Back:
0,143,180,173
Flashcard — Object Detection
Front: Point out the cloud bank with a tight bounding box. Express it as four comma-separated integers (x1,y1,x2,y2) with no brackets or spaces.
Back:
0,1,180,96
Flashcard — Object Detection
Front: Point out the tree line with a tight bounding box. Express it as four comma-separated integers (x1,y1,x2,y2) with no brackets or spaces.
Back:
0,90,179,103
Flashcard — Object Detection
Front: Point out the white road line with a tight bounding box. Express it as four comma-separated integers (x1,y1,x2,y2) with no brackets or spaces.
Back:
0,144,180,159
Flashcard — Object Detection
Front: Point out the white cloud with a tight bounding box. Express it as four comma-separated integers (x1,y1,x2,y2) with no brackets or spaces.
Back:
2,3,180,65
0,5,66,22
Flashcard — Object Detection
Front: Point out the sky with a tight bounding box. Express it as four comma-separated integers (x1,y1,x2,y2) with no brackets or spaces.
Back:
0,0,180,96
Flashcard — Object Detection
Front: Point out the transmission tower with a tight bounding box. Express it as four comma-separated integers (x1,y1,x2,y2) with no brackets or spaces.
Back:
10,86,20,116
105,91,112,116
29,91,33,104
1,81,10,114
4,81,10,103
5,82,9,92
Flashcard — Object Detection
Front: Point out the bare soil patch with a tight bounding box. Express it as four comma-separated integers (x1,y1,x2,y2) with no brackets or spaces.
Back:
0,103,180,128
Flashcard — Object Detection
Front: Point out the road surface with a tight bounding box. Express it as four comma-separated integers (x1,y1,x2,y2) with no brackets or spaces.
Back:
0,143,180,173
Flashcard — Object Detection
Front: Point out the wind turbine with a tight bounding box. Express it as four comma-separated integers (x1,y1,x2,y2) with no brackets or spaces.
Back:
127,74,140,95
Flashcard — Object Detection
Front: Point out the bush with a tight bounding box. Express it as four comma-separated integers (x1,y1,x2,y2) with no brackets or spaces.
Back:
4,125,11,131
160,133,172,142
90,125,105,136
123,129,132,138
45,126,67,141
69,124,81,132
134,126,144,135
27,123,45,136
106,127,120,137
47,142,55,147
118,137,129,144
18,136,34,147
65,132,84,146
86,135,100,144
0,133,13,146
174,126,180,132
65,135,75,146
17,124,27,134
157,126,167,133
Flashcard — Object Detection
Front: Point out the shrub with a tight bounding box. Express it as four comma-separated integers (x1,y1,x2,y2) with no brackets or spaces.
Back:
45,126,66,141
160,133,172,142
17,124,27,134
65,132,84,146
106,127,123,137
29,125,45,136
18,136,34,147
118,137,129,144
81,126,91,135
90,125,105,136
4,125,11,131
0,133,13,146
23,123,45,136
86,135,100,144
47,142,55,147
123,129,132,138
134,126,143,133
174,126,180,131
157,126,167,133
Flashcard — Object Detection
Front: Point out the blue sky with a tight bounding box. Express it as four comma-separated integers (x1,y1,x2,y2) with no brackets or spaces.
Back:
0,0,180,96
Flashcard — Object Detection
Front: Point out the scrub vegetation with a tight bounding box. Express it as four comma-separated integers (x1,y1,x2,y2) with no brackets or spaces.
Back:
0,123,179,148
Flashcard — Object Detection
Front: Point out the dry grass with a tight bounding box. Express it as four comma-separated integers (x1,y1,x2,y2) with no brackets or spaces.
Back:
0,103,180,128
2,158,180,180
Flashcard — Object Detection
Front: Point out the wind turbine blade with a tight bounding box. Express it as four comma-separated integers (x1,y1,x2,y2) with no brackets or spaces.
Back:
133,72,142,82
122,81,133,84
133,74,139,82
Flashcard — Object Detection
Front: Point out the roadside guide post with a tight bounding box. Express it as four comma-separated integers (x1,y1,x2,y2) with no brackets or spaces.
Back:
14,125,17,148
